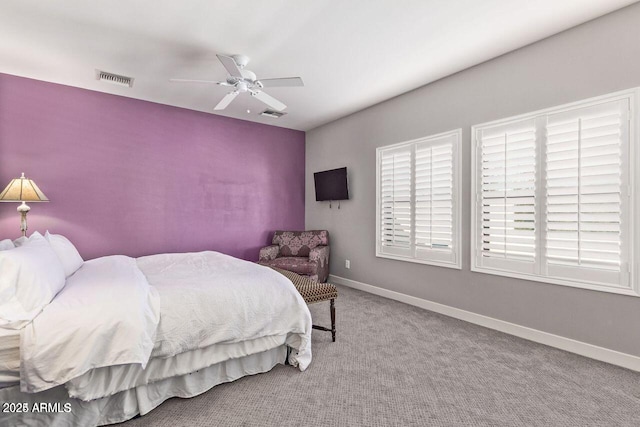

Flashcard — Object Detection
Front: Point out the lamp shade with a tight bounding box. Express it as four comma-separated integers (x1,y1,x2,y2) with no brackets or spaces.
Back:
0,173,49,202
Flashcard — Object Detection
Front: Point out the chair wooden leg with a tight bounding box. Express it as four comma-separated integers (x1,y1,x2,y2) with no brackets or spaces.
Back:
330,298,336,342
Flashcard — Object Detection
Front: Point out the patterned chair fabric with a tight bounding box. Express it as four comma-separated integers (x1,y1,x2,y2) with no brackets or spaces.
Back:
259,230,330,282
272,230,329,257
258,245,280,261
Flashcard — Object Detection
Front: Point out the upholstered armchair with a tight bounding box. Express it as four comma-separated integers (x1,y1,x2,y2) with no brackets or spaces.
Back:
258,230,330,282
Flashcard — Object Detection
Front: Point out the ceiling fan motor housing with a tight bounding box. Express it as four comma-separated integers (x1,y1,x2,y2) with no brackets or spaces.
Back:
240,69,256,82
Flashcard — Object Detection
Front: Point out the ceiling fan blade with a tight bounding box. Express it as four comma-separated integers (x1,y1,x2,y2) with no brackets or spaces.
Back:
251,90,287,111
214,92,238,110
216,54,243,78
258,77,304,88
169,78,226,84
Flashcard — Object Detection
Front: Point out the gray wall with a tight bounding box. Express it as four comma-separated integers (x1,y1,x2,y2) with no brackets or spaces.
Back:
306,3,640,357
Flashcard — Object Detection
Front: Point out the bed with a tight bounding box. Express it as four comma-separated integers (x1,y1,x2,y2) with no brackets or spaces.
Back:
0,233,312,426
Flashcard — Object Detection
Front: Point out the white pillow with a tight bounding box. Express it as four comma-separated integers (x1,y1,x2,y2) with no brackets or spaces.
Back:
45,231,84,278
13,231,43,248
12,236,28,247
0,233,66,329
0,239,14,251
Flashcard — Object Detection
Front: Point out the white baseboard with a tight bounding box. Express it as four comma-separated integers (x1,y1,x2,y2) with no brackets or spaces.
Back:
329,274,640,372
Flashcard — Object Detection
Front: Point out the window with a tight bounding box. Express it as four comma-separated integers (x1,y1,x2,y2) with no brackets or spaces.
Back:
376,129,461,269
472,89,639,296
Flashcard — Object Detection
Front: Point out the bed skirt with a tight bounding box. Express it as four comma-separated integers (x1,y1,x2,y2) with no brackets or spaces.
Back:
0,345,287,426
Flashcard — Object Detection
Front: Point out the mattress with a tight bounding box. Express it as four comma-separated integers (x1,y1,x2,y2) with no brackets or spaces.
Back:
0,328,20,388
0,345,287,426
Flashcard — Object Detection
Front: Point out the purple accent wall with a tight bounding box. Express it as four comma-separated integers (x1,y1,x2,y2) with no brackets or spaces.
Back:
0,73,305,260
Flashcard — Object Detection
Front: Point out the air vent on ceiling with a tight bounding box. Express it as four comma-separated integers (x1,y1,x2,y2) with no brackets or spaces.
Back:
260,109,286,118
95,70,134,88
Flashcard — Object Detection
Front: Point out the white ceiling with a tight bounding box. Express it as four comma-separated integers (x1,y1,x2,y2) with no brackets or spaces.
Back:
0,0,636,131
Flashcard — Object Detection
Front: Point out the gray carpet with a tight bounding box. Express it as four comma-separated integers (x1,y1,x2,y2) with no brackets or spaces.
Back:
123,285,640,426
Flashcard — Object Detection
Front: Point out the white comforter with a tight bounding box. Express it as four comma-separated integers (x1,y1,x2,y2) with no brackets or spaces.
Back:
137,251,311,363
20,256,161,393
19,251,312,399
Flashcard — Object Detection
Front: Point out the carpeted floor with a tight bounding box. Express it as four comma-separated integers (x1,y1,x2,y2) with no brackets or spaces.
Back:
123,285,640,426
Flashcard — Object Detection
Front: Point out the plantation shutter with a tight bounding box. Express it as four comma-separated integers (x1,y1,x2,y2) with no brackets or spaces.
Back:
473,91,635,293
379,146,412,257
476,118,537,274
377,129,460,268
544,99,629,287
415,136,456,264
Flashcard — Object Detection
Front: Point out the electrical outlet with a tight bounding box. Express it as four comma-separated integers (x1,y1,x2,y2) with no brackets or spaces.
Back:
345,259,351,269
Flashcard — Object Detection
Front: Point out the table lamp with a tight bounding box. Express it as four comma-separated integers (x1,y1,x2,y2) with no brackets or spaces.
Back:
0,173,49,236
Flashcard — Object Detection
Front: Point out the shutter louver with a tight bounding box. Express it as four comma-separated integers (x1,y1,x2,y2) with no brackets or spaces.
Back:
545,100,626,280
380,148,412,256
415,140,453,252
479,120,537,268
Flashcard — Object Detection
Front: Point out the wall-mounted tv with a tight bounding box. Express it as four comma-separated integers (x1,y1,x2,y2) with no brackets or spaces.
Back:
314,167,349,201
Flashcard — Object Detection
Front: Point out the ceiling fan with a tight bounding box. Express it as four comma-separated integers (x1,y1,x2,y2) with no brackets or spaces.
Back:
170,54,303,112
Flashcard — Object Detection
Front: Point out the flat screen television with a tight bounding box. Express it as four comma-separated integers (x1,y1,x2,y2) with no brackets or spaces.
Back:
314,167,349,201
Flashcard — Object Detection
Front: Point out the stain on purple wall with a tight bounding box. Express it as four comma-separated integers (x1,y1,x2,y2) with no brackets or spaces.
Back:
0,73,305,260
